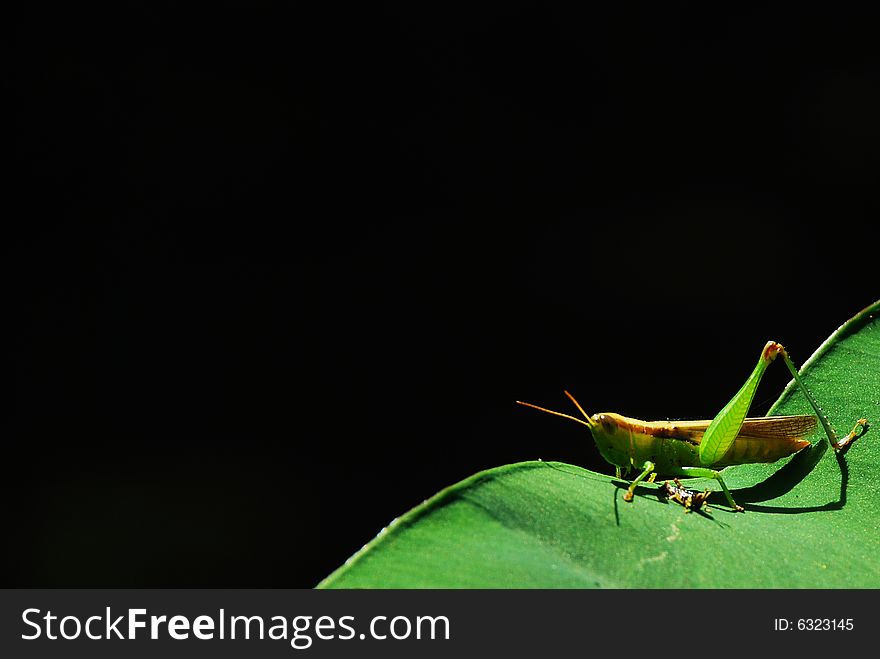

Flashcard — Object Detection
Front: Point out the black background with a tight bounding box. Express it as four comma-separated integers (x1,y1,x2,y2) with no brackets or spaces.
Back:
10,4,878,587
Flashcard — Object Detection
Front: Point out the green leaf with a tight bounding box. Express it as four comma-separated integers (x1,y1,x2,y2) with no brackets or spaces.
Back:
319,301,880,588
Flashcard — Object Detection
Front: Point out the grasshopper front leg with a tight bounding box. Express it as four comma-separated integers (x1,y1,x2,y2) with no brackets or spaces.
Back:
623,461,655,502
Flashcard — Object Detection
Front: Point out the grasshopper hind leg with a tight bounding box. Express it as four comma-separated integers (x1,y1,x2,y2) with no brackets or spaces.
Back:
834,418,869,452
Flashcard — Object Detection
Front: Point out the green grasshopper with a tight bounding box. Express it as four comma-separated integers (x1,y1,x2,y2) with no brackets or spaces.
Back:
518,341,868,511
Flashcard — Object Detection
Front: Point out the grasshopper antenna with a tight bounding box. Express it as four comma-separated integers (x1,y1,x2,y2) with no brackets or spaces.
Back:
563,390,594,425
516,393,595,429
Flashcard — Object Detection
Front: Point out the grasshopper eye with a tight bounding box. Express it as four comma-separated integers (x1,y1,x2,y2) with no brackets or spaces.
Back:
598,414,616,434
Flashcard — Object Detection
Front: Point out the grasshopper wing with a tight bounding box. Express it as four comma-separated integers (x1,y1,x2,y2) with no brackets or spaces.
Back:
646,415,817,465
736,414,818,440
721,415,816,465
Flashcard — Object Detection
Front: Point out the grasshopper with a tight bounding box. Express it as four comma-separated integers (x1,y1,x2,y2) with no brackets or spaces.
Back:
518,341,868,511
662,478,711,513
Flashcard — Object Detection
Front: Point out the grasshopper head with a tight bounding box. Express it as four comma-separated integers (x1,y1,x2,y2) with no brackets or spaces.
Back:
516,394,633,470
588,412,632,469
